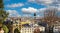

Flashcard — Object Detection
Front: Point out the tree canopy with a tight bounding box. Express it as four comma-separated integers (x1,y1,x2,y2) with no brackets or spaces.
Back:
0,0,9,23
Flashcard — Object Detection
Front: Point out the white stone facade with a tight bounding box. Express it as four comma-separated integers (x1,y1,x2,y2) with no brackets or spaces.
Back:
20,27,45,33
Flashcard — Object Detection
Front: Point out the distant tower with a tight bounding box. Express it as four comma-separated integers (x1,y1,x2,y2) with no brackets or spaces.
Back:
34,13,36,16
34,13,37,23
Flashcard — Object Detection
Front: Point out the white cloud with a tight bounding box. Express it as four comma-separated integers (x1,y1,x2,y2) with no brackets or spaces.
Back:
38,8,47,13
58,8,60,11
22,14,32,17
28,0,60,7
21,7,38,13
36,15,44,19
22,7,57,14
57,7,60,11
7,3,24,8
38,7,59,13
6,10,21,17
28,0,35,2
36,0,53,4
28,0,53,4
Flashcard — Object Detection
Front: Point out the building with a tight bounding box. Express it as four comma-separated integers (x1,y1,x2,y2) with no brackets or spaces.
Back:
20,26,45,33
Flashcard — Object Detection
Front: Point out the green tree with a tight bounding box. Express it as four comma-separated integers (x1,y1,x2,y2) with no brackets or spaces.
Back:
14,28,20,33
0,0,9,24
0,0,9,33
2,25,9,33
0,0,4,9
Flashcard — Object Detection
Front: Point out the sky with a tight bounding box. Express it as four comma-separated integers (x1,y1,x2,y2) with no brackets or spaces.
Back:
3,0,60,17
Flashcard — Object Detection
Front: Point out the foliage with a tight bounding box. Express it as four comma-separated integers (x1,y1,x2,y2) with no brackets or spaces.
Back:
0,0,9,23
14,28,20,33
0,0,9,33
2,25,9,33
0,0,4,8
0,10,9,23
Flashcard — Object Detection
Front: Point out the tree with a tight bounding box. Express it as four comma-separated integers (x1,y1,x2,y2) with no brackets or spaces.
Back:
42,7,59,33
14,28,20,33
0,0,9,33
0,0,4,9
0,0,9,24
2,25,9,33
43,8,58,26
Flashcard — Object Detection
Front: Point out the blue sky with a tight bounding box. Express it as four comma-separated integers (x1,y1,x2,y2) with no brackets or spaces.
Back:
3,0,60,17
